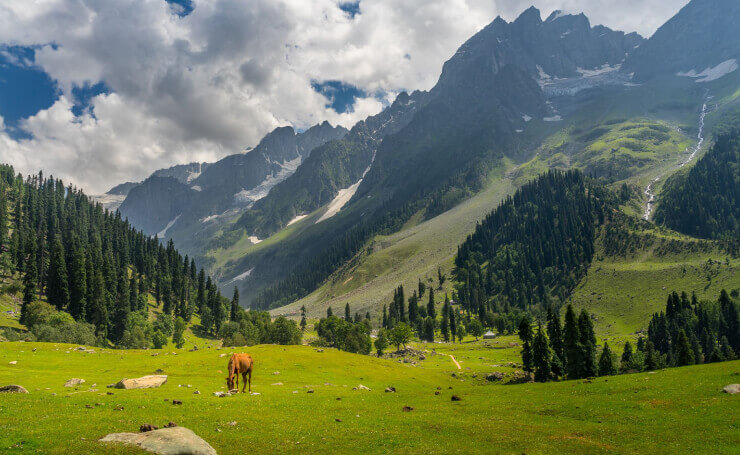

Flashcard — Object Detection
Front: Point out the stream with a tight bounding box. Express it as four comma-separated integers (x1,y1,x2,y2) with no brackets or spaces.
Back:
642,96,710,220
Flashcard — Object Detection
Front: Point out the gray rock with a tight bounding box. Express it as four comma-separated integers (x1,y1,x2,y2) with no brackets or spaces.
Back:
100,426,216,455
65,378,86,387
486,372,505,382
0,385,29,393
723,384,740,394
114,375,168,389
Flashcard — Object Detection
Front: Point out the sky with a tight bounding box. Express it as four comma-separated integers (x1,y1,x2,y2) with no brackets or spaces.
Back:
0,0,689,194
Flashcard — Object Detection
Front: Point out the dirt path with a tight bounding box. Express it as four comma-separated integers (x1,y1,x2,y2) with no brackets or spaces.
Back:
449,355,461,370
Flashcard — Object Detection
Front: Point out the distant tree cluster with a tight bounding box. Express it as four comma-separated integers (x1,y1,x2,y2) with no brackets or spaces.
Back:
519,290,739,382
315,304,372,354
654,130,739,239
219,308,302,347
0,164,227,348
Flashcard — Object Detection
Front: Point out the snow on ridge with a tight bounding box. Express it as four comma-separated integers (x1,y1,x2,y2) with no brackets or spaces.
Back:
576,63,621,77
543,115,563,122
316,153,375,224
226,268,255,285
234,155,302,205
191,185,202,192
157,214,181,239
201,214,219,223
677,59,738,83
547,10,570,22
522,114,532,122
287,214,308,226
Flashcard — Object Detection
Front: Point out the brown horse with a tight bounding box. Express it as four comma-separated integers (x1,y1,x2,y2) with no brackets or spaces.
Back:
226,353,254,393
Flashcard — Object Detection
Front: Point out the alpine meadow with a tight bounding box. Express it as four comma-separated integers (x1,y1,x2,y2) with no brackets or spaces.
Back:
0,0,738,454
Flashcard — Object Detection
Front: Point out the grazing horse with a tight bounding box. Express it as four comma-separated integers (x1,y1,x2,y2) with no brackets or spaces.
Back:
226,353,254,393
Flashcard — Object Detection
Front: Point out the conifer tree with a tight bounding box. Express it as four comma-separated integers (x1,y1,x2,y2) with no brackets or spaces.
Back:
231,287,240,322
345,303,351,322
408,292,418,324
519,316,534,372
620,341,634,372
47,237,69,311
418,279,425,299
20,240,38,325
547,308,565,376
675,329,695,366
111,269,130,343
598,342,617,376
563,304,582,379
449,307,457,342
327,306,333,318
427,288,436,320
578,310,597,377
68,241,87,320
300,305,307,332
644,340,658,370
532,325,551,382
423,317,435,342
441,299,450,342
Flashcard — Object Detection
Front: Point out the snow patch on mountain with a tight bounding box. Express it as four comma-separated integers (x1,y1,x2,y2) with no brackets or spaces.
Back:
677,59,738,83
248,236,262,244
91,193,126,212
226,268,255,285
522,114,532,122
191,185,202,192
201,214,219,223
316,153,375,224
157,215,181,239
544,115,562,122
288,214,308,226
234,155,302,205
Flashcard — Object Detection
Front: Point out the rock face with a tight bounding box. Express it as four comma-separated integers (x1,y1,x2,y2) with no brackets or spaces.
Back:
100,426,217,455
0,385,29,393
65,378,86,387
723,384,740,394
114,375,168,390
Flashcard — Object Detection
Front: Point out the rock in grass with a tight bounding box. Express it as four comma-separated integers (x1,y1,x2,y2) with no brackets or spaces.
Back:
402,406,414,412
172,400,183,405
451,395,462,401
486,372,504,382
114,375,168,390
723,384,740,394
8,361,17,365
0,385,28,394
355,384,371,391
101,426,216,455
140,424,159,432
385,387,396,393
65,378,85,387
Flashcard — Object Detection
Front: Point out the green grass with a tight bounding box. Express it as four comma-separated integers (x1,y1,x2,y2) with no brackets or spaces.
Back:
1,341,738,454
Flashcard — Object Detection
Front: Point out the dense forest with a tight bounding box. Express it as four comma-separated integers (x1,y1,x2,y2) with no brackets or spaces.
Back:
654,130,739,239
0,164,230,347
454,170,608,317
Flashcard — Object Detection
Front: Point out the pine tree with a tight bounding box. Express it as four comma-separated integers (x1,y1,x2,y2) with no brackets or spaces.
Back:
547,308,565,376
563,304,582,379
418,279,426,298
47,237,70,311
345,303,351,322
597,342,617,376
423,317,435,342
644,340,658,370
441,299,450,342
327,306,333,318
449,307,457,342
532,325,551,382
427,288,436,320
111,269,130,343
300,305,307,332
519,316,534,372
173,316,186,348
408,292,418,324
68,241,87,320
675,329,695,366
382,304,388,328
620,341,634,372
578,310,597,377
20,239,38,325
231,287,240,322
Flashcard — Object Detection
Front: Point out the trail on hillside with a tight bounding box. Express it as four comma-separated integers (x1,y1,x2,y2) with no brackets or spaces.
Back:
449,355,461,370
643,96,710,220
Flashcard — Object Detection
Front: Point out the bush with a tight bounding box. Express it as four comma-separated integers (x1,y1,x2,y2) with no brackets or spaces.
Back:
375,329,389,356
119,313,153,349
315,315,370,353
153,313,174,336
23,301,97,345
152,330,168,349
270,316,302,345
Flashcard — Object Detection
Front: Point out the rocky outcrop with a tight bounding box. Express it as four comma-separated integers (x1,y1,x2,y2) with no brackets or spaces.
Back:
0,385,29,393
723,384,740,394
113,375,168,390
64,378,86,387
100,426,216,455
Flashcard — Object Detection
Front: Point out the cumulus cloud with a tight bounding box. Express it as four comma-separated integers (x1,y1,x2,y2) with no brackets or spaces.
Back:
0,0,688,193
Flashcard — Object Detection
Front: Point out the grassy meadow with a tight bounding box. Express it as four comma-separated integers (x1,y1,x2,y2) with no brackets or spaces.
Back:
1,341,738,454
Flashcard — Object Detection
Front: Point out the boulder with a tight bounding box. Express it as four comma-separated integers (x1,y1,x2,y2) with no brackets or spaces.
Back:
486,372,505,382
0,385,29,394
355,384,371,391
385,387,396,393
65,378,86,387
506,370,534,385
114,375,168,390
723,384,740,394
213,391,231,397
100,426,216,455
8,361,17,365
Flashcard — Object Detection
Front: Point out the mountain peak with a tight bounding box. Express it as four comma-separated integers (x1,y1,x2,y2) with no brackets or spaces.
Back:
515,6,542,24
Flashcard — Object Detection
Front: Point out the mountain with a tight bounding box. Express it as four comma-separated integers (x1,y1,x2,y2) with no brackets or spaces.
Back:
623,0,740,82
117,121,348,241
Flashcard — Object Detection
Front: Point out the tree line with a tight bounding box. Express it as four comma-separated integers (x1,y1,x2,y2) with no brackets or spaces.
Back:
519,290,738,382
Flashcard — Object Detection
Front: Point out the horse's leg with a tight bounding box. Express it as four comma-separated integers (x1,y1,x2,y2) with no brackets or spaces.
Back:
248,369,252,393
242,372,247,393
234,372,239,392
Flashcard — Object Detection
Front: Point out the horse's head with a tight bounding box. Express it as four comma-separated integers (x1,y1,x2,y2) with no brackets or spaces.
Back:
226,374,234,390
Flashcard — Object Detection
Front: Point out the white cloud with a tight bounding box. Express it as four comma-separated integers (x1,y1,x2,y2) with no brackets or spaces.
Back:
0,0,688,193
